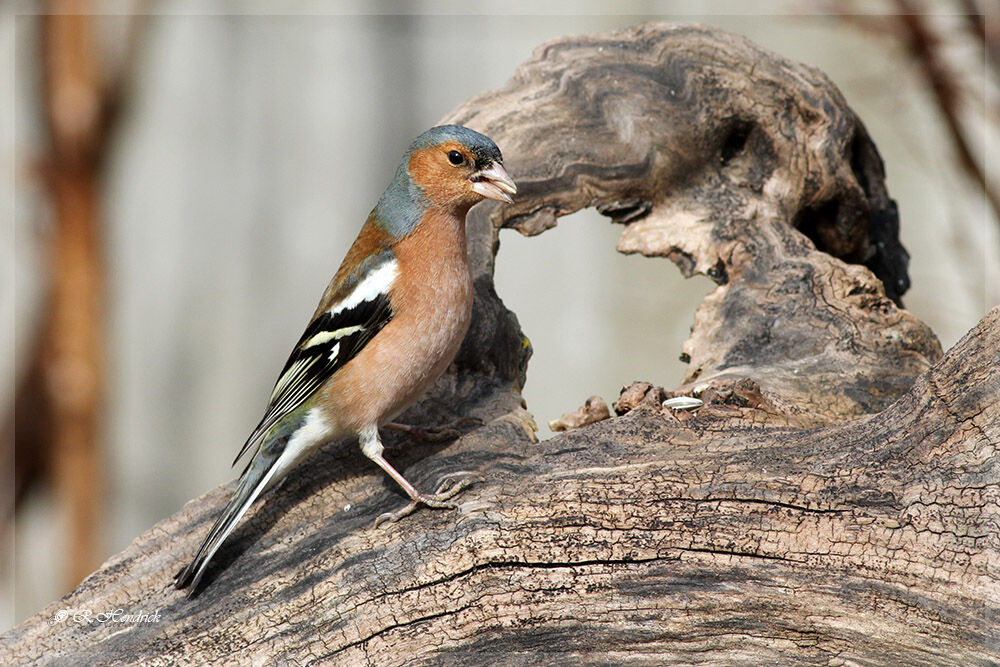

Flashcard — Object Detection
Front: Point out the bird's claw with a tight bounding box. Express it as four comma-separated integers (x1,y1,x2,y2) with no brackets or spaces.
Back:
373,471,484,527
432,470,484,498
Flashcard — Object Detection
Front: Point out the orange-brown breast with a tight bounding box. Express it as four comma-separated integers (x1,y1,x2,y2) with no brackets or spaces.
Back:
322,206,473,432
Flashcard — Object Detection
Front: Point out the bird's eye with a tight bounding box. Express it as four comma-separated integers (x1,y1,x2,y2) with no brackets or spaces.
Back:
447,150,464,165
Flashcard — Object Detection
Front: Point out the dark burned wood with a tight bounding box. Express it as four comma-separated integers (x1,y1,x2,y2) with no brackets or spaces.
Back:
4,23,995,665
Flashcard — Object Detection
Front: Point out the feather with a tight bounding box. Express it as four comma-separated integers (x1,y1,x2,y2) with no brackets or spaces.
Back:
231,257,397,466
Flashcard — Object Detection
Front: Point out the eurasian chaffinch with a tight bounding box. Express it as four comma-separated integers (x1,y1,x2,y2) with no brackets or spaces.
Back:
175,125,516,593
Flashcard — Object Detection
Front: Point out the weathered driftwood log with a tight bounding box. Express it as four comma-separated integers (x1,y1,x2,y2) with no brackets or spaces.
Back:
5,23,996,665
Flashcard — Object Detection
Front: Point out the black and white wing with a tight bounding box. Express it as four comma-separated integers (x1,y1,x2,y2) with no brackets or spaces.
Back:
232,256,398,465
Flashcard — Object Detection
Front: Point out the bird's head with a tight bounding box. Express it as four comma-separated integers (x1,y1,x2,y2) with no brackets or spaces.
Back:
405,125,517,209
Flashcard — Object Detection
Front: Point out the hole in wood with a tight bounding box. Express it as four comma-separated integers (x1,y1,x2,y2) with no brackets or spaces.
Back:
719,119,754,165
794,197,844,259
494,208,713,439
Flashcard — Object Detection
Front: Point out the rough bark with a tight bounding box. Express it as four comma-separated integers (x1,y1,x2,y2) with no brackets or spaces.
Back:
4,23,996,665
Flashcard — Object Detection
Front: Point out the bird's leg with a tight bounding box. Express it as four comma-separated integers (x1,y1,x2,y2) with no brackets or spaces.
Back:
383,416,482,442
359,425,483,526
371,462,482,526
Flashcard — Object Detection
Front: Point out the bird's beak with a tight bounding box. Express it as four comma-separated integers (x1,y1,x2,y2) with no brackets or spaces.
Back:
470,162,517,204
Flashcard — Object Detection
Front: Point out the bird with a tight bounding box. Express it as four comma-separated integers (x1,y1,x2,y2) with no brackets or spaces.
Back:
174,124,516,594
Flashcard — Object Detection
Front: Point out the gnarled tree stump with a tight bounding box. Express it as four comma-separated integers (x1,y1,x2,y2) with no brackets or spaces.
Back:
4,23,996,665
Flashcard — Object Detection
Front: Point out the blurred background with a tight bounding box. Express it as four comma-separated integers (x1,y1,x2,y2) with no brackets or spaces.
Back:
4,0,998,628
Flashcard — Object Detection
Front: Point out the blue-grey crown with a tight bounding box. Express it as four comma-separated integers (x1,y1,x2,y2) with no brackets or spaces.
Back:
409,124,503,167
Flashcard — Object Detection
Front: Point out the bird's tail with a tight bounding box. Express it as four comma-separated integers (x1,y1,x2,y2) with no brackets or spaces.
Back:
174,447,281,595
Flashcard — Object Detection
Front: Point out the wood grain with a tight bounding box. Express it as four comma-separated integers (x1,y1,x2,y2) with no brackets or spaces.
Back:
4,23,994,665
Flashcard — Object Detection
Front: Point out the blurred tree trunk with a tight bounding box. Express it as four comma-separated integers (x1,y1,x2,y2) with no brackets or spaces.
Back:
39,6,107,589
9,2,137,590
3,23,995,665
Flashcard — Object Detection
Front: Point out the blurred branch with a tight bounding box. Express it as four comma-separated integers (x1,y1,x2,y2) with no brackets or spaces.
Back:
959,0,1000,70
825,1,998,218
1,346,51,530
38,3,108,589
10,0,141,589
893,0,1000,219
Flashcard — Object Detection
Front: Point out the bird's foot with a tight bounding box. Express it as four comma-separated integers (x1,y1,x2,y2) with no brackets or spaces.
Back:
374,471,484,526
384,417,482,442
